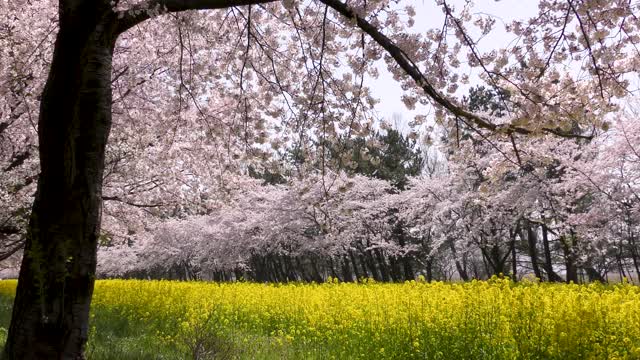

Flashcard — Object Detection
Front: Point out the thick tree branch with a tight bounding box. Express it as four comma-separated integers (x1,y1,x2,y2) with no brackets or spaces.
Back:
115,0,277,33
115,0,593,141
0,240,24,262
3,150,32,173
319,0,592,140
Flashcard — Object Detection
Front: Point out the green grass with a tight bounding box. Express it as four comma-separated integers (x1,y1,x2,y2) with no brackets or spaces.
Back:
0,294,308,360
0,295,182,359
86,306,184,359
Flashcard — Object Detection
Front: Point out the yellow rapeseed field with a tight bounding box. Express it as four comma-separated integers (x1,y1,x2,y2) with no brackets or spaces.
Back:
0,278,638,359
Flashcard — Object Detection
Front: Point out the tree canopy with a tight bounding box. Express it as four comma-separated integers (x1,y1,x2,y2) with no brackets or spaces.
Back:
1,0,639,357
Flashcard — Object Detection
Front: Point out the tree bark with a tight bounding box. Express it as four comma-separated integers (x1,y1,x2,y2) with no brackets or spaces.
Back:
425,259,433,282
562,234,579,283
628,231,640,283
296,257,312,282
341,255,353,282
523,221,542,280
541,223,560,282
373,249,391,282
449,239,469,281
4,3,117,358
510,230,517,281
395,227,414,281
348,250,363,281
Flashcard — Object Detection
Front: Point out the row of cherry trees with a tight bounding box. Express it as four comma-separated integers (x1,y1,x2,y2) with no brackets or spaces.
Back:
95,106,640,283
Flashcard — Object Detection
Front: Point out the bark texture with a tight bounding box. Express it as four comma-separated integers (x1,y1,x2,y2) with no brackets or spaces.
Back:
3,2,117,358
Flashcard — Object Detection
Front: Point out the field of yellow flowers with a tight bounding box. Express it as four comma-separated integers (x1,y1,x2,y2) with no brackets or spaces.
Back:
0,278,638,359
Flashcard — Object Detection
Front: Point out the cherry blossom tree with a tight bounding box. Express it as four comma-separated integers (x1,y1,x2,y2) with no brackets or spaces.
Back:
2,0,639,357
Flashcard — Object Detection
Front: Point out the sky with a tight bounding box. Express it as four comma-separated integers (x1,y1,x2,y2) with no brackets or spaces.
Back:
370,0,541,126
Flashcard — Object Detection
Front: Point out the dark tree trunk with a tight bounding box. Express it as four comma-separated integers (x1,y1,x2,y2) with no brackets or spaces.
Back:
628,231,640,282
358,252,374,279
449,239,469,281
479,243,504,277
276,257,288,282
467,261,476,279
234,268,243,282
396,232,414,281
341,255,353,282
309,257,323,282
585,267,605,282
421,235,434,281
296,257,312,282
348,250,363,281
481,250,491,277
266,257,277,282
617,254,626,282
328,257,339,281
511,241,517,281
360,247,381,281
425,259,433,282
562,234,579,283
523,222,542,280
373,249,391,282
490,245,505,275
252,256,267,282
402,258,414,281
388,257,400,282
541,223,562,282
4,3,117,359
284,255,297,281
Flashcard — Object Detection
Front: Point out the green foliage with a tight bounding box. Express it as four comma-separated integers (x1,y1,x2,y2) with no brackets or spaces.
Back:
247,165,287,186
331,128,423,190
442,85,512,153
464,85,511,118
248,126,424,190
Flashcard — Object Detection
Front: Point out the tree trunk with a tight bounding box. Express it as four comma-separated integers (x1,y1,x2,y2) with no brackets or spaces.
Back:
348,250,363,281
341,255,353,282
374,249,391,282
396,231,414,281
449,239,469,281
284,255,297,281
359,251,374,279
510,234,517,281
523,221,542,280
4,4,117,359
562,234,579,283
628,230,640,283
585,267,605,282
359,246,381,281
541,223,562,282
310,257,323,282
328,257,340,281
425,259,433,282
296,257,311,282
387,257,400,282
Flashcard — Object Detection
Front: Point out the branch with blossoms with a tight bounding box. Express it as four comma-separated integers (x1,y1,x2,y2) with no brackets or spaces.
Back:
318,0,594,140
114,0,598,142
115,0,279,33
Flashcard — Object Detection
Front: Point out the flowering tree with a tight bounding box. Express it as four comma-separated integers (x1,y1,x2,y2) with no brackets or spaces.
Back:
566,106,640,282
2,0,639,357
120,117,640,284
